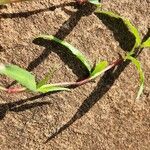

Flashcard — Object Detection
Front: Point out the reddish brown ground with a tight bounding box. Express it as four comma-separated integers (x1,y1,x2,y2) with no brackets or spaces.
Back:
0,0,150,149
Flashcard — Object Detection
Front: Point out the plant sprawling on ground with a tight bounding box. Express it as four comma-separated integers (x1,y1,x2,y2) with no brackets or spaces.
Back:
0,1,149,100
0,0,101,5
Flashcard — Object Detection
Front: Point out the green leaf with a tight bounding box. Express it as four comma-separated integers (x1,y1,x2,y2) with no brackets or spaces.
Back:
141,37,150,48
0,0,10,5
37,35,92,73
37,65,59,88
88,0,101,5
37,84,70,93
0,64,36,91
37,74,50,89
95,11,141,53
124,19,141,51
90,61,108,79
125,55,144,99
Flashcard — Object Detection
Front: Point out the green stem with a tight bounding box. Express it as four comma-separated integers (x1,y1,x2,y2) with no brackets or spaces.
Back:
1,58,123,94
49,58,123,88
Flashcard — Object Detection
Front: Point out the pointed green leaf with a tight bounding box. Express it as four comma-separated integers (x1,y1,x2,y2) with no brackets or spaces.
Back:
37,74,51,89
37,65,59,88
95,11,141,53
90,61,108,79
141,37,150,48
88,0,101,5
0,64,36,91
37,35,91,73
37,84,70,93
125,55,144,99
124,19,141,49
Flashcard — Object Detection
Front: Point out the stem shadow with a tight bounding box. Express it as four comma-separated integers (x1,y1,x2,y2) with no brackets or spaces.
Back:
45,61,130,142
0,2,76,18
0,5,7,10
0,92,56,120
6,2,95,88
31,3,95,79
0,3,95,120
0,3,148,143
44,14,149,142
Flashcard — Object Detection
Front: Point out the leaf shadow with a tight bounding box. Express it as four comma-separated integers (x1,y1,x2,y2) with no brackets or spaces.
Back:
45,60,130,142
0,2,76,18
0,2,95,119
44,14,148,142
1,3,148,143
136,28,150,56
0,44,5,52
0,92,55,120
6,2,96,88
31,3,95,80
95,13,135,52
0,5,7,10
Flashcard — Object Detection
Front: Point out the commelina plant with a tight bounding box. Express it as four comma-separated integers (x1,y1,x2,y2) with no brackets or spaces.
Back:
0,0,150,99
0,0,100,5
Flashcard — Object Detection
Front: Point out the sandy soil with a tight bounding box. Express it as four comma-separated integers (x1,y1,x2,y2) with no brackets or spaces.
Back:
0,0,150,149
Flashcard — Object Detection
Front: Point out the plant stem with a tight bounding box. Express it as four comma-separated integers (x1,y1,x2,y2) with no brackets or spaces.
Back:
76,0,87,4
48,57,123,88
0,0,86,5
1,57,123,94
6,87,26,93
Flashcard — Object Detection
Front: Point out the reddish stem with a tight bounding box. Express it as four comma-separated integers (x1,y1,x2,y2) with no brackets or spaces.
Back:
6,87,26,93
2,58,123,94
48,58,123,88
76,0,87,4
